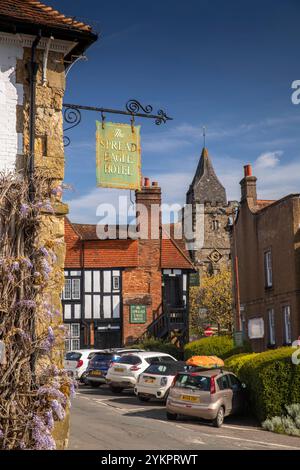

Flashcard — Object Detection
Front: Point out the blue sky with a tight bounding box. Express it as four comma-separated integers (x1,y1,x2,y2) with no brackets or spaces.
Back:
51,0,300,222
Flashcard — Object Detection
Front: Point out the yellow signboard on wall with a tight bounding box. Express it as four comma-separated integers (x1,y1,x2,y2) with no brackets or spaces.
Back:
96,121,141,190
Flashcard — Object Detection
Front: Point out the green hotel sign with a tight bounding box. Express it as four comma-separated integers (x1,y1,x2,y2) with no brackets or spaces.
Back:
130,305,147,324
96,121,141,190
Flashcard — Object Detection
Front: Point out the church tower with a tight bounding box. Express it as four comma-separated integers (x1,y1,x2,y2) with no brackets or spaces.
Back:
186,147,237,277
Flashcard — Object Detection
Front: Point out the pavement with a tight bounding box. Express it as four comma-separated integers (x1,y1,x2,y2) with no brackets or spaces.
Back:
68,384,300,450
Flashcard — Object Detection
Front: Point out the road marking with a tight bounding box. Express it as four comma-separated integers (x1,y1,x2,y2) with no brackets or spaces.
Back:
215,434,300,450
223,424,261,432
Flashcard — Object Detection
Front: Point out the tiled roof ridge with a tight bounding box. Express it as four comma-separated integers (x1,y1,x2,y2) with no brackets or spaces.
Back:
0,0,93,32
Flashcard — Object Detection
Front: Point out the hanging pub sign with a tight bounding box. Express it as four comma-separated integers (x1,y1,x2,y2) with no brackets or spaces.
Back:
96,121,141,190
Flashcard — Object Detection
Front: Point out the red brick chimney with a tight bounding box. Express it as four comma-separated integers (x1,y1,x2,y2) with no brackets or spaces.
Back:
240,164,257,205
135,177,162,239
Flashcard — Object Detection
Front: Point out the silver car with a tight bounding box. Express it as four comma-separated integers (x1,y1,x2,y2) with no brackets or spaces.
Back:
166,369,246,427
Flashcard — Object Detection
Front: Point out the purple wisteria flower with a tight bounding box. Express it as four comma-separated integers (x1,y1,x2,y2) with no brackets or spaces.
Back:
40,258,52,279
0,428,3,439
20,203,30,217
51,186,62,196
51,399,65,421
37,385,66,406
40,247,49,257
19,440,26,449
21,257,33,269
43,200,54,213
11,261,19,271
32,415,56,450
45,409,54,430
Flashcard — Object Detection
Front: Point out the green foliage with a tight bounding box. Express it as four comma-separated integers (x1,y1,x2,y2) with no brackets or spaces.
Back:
130,337,182,359
262,404,300,437
225,352,258,375
226,347,300,422
184,336,235,360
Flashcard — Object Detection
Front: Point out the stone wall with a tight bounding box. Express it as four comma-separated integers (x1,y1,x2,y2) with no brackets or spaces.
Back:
15,40,69,449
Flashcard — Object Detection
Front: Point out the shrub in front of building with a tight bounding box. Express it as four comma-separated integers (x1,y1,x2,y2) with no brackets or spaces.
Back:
184,336,236,360
226,347,300,422
130,337,182,359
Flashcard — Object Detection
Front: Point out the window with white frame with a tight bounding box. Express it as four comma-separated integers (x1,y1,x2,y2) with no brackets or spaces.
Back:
72,278,81,300
113,276,120,290
283,306,292,344
63,279,72,300
267,308,276,345
64,323,80,352
264,250,273,288
212,220,220,230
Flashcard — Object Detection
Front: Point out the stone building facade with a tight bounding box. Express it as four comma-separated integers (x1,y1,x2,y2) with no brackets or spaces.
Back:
186,147,237,278
231,164,300,352
0,0,97,449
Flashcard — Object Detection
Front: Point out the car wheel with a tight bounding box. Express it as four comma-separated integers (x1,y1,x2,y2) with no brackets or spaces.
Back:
212,406,225,428
166,412,177,421
109,385,123,393
90,382,100,388
138,395,150,402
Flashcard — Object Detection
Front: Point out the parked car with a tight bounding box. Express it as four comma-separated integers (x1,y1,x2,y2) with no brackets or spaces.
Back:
85,349,145,388
64,349,104,381
134,360,187,402
106,351,177,393
166,368,246,427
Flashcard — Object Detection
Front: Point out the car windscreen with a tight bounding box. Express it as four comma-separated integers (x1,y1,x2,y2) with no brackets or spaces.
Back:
117,355,142,365
144,363,184,376
65,352,81,361
90,353,113,362
175,374,211,391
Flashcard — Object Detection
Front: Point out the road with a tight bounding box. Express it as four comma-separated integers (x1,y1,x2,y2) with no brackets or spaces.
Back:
69,384,300,450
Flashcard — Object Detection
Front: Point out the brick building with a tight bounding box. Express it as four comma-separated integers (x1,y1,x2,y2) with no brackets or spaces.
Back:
231,164,300,352
186,147,237,277
64,179,194,350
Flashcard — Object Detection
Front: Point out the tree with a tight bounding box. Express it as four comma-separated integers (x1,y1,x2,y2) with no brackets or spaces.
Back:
189,269,233,336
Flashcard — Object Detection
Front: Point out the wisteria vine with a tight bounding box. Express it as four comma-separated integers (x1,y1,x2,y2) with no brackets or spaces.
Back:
0,171,74,450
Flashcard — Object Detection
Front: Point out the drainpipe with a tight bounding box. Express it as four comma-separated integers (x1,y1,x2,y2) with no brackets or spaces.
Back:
28,30,42,202
28,31,42,383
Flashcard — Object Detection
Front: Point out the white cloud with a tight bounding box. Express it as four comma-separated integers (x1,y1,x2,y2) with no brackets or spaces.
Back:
254,151,282,170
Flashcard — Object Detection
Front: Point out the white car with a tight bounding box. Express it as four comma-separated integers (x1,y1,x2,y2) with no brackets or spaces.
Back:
106,351,177,393
134,361,187,402
64,349,104,381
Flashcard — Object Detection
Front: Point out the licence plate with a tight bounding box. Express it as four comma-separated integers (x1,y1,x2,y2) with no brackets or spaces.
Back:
91,370,102,376
181,395,200,403
114,367,124,373
145,378,155,384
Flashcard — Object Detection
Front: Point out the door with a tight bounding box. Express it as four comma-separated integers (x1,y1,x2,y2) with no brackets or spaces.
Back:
228,374,243,414
217,374,233,414
164,276,183,308
94,327,121,349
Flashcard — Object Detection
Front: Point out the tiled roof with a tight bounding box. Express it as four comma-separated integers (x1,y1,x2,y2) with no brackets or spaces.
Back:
0,0,93,33
256,199,276,209
66,219,194,270
72,223,128,241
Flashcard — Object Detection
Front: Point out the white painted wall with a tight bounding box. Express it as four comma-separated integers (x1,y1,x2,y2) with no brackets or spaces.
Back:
0,37,24,171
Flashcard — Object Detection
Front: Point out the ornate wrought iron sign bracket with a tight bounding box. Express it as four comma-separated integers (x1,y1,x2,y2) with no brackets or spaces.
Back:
63,99,173,147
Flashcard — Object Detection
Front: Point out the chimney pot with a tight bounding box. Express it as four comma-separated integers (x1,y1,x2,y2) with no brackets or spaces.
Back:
244,164,252,177
144,177,150,187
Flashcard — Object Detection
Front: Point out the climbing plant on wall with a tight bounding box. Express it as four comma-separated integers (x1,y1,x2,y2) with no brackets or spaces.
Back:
0,171,73,450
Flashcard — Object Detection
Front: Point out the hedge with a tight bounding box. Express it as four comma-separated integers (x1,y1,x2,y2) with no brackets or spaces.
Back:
184,336,251,360
226,347,300,422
